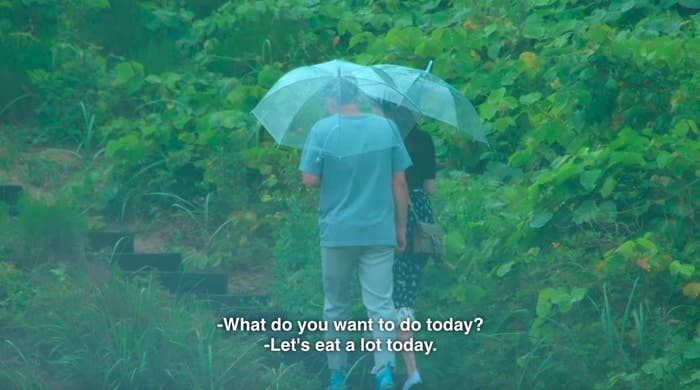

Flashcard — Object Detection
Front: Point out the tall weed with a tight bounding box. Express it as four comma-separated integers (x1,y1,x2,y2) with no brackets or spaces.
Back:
10,195,86,264
0,261,314,389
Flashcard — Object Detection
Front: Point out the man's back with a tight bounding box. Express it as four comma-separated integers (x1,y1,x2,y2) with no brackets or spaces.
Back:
299,113,412,247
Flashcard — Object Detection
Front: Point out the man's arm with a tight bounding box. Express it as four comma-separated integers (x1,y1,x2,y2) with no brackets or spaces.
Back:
392,171,408,252
302,172,320,188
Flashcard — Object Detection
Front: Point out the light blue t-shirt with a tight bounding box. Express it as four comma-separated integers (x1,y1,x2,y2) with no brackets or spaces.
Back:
299,114,412,247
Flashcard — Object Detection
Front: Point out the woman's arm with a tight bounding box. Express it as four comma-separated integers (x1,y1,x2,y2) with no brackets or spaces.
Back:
393,171,409,252
423,179,436,195
423,131,436,195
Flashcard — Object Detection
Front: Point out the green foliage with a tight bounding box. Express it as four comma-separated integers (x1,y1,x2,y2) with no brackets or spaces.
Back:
271,194,323,318
10,195,86,264
530,286,587,339
144,192,238,270
0,261,33,322
1,0,699,388
0,261,314,389
27,43,109,144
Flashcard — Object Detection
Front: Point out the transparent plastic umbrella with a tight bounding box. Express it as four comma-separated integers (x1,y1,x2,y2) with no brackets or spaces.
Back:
372,62,487,145
251,60,420,157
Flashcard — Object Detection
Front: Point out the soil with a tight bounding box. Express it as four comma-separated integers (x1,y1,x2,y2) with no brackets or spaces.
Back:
227,261,274,294
2,143,276,297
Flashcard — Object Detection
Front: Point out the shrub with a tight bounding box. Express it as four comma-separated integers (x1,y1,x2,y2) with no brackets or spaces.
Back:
271,194,324,318
10,195,86,264
0,261,316,389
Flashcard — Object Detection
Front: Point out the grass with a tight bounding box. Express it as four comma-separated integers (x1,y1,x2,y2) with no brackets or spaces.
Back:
142,191,234,269
0,94,31,120
76,101,96,154
0,260,315,389
144,192,231,245
9,195,86,264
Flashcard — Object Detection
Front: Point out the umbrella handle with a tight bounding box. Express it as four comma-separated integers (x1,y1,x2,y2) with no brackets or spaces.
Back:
425,60,433,74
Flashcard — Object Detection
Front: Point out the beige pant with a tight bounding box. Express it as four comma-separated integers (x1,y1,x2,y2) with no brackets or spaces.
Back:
321,246,397,372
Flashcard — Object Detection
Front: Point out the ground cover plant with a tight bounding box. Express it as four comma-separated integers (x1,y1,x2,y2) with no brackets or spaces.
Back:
0,259,314,389
1,0,699,388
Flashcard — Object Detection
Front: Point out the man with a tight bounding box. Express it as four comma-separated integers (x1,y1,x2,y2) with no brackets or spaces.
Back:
299,79,411,390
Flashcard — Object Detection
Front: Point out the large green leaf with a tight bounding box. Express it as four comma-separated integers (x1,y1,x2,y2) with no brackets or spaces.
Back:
678,0,700,8
608,151,646,167
523,14,547,39
600,177,616,198
519,92,542,105
573,200,598,225
579,169,602,191
496,261,515,277
530,211,553,228
444,231,466,257
530,0,556,6
450,283,486,305
669,261,695,278
112,61,144,95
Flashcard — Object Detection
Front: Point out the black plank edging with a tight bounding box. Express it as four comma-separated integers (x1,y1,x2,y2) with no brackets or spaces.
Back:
202,294,269,311
0,184,22,205
129,271,228,295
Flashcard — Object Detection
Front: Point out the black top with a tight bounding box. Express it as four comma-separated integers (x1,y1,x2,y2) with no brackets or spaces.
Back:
404,128,436,191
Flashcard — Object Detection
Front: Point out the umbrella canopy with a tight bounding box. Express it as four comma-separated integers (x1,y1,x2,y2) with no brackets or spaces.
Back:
372,63,487,145
251,60,420,157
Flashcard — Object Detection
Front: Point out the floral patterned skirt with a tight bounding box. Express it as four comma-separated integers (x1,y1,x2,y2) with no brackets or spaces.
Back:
393,189,435,319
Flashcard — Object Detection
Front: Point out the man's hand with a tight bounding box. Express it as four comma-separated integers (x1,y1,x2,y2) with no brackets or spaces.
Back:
392,171,408,252
302,172,320,188
395,226,407,252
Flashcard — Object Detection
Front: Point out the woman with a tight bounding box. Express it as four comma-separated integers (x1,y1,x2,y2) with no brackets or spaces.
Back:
393,123,437,390
376,99,438,390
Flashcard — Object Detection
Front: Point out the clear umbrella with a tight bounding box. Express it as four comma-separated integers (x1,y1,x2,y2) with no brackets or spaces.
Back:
372,61,487,145
251,60,421,157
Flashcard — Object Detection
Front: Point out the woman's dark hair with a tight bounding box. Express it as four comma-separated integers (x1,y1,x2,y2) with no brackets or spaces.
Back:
374,99,417,136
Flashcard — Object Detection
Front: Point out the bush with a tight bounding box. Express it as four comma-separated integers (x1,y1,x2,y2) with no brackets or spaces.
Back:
3,0,699,388
10,195,86,264
272,194,324,318
0,261,316,389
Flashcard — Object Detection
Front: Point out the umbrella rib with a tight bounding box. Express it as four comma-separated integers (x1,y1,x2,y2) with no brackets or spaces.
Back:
252,74,426,124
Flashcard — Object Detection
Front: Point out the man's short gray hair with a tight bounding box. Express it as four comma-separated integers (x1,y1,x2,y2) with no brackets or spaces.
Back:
326,78,360,105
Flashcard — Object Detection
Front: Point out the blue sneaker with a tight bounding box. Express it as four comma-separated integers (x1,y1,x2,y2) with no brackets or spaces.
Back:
375,363,395,390
328,370,346,390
